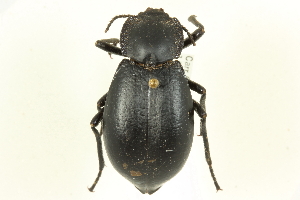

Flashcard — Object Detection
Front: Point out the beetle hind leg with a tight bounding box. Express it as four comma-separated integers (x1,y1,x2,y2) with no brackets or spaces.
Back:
193,99,222,191
88,116,104,192
189,79,207,135
88,93,107,192
190,80,222,191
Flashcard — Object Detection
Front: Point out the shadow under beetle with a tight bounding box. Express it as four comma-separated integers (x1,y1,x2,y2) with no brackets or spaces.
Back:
89,8,221,194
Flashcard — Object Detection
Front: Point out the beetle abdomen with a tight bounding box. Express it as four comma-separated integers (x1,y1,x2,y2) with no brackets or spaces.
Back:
103,59,194,194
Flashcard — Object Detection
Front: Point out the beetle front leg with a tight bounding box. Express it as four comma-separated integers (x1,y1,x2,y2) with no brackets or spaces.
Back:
183,15,205,48
95,38,123,58
88,94,107,192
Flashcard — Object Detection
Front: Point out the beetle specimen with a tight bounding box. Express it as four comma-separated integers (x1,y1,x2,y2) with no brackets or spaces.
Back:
88,8,221,194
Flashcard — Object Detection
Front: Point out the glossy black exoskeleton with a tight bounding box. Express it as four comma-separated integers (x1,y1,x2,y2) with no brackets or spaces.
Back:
88,8,221,194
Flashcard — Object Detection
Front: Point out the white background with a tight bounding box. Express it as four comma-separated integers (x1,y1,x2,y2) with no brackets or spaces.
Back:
1,0,300,200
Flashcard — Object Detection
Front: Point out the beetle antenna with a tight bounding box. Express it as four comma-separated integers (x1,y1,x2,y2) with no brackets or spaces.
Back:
182,26,196,46
105,15,133,33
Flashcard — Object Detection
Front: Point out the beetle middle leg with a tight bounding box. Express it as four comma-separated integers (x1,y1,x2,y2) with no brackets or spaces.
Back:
189,80,222,191
88,93,107,192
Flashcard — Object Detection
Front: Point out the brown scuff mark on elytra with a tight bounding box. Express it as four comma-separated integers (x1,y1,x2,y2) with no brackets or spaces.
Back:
147,159,156,163
123,163,128,169
130,170,142,176
137,160,144,164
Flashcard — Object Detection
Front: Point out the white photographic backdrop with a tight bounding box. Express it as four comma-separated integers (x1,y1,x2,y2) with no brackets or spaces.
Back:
1,0,300,200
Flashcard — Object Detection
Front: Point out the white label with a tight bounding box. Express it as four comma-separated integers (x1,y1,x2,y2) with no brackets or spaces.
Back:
178,54,194,79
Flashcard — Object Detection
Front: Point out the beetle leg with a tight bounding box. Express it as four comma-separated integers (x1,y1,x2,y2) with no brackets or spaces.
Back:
188,79,206,94
88,93,107,192
96,93,107,112
193,100,222,192
183,15,205,48
193,100,206,122
190,80,222,191
95,38,123,58
188,79,206,122
88,122,104,192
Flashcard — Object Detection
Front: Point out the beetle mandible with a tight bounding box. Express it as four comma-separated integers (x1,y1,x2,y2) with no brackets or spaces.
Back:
88,8,221,194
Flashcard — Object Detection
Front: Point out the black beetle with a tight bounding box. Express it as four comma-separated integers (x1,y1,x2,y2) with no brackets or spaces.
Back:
88,8,221,194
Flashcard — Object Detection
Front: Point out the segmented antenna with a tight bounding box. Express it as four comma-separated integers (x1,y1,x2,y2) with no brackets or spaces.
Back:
105,15,133,33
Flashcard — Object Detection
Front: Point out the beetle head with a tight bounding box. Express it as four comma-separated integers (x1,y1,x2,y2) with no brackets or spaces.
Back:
119,8,184,66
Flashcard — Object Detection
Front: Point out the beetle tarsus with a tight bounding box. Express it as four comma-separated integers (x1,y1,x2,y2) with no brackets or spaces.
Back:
188,15,204,29
88,170,103,192
201,118,222,191
87,186,95,192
